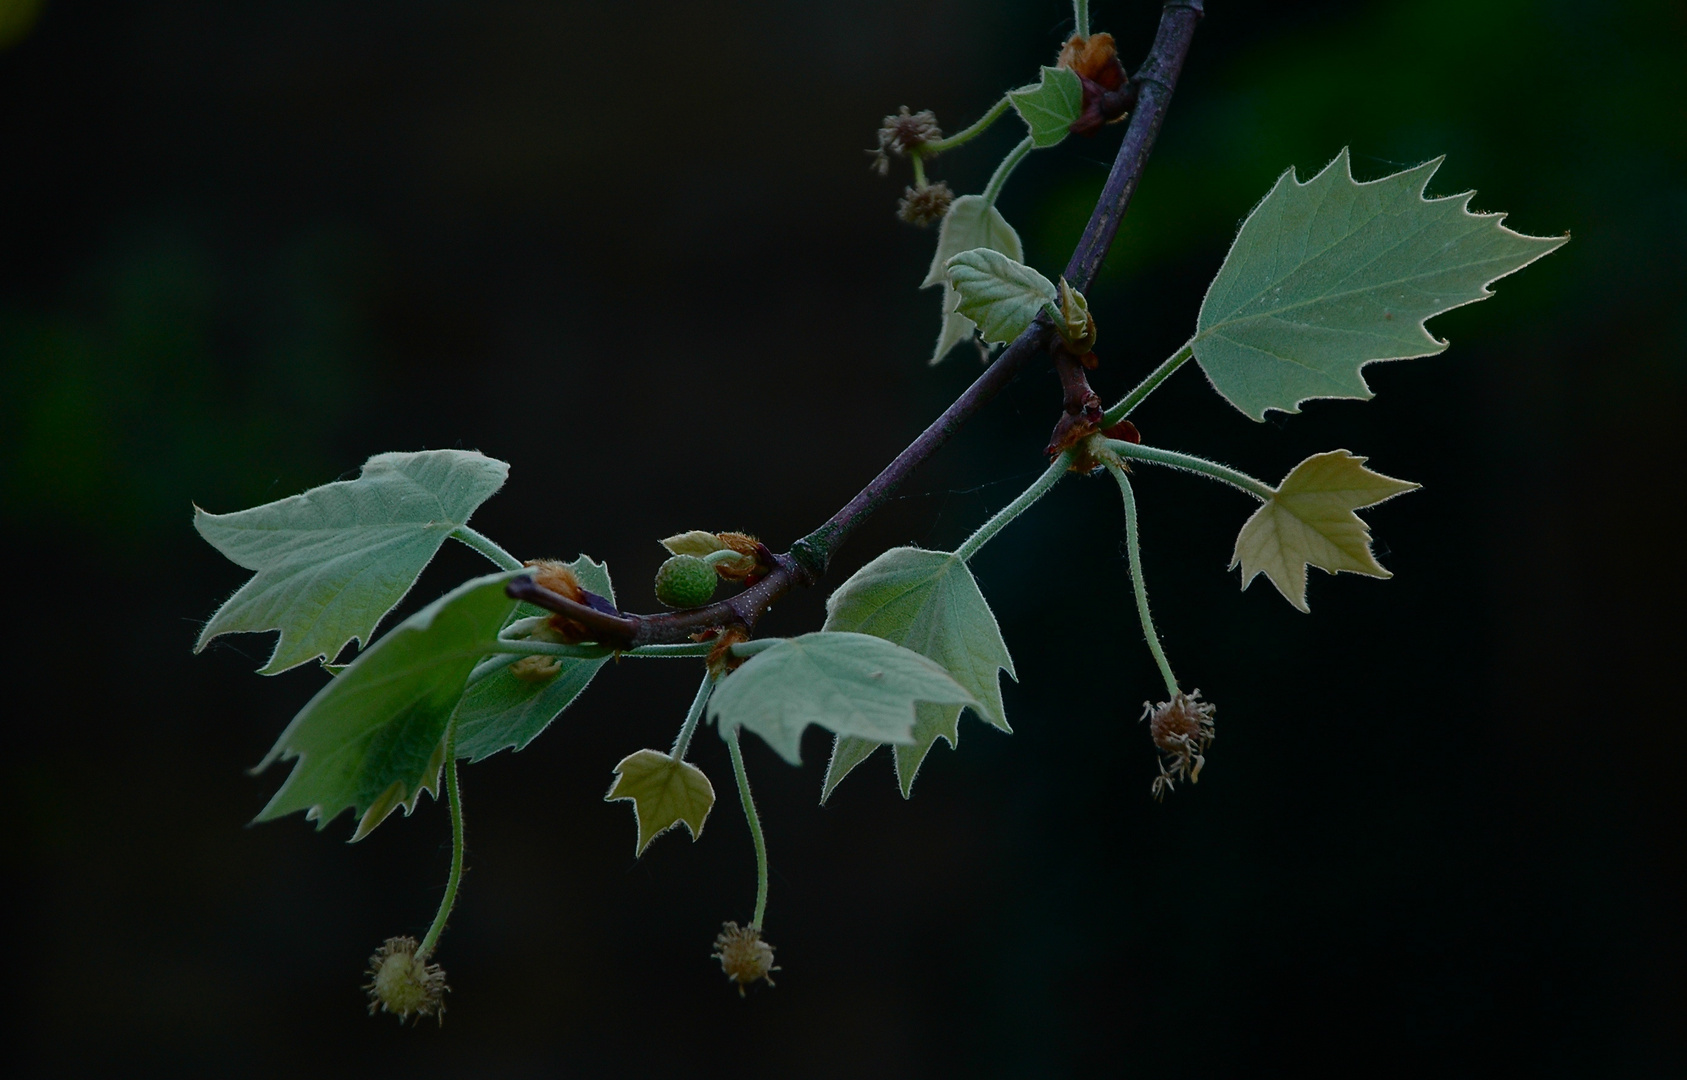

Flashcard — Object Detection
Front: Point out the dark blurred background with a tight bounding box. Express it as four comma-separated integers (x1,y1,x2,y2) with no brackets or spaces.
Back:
3,0,1682,1075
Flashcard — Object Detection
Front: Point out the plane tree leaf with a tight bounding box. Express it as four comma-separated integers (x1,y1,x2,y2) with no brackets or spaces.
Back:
922,195,1024,365
818,548,1015,799
706,632,980,766
605,750,716,856
1008,65,1083,148
453,555,616,762
1231,451,1419,612
1193,148,1567,420
253,571,521,839
194,449,510,674
945,248,1059,347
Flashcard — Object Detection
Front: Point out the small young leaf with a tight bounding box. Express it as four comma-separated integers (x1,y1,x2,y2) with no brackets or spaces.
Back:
194,449,510,674
1231,451,1419,612
660,531,726,556
453,555,616,762
922,195,1024,365
1007,65,1083,148
706,632,980,766
605,749,715,856
1194,148,1566,420
945,248,1059,346
819,547,1015,799
253,571,521,838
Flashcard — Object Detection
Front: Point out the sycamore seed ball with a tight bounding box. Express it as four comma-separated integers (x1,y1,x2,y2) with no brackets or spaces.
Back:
655,554,718,608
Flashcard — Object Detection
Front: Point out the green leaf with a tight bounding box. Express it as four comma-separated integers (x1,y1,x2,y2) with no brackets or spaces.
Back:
1193,148,1566,420
194,449,510,674
921,195,1023,365
453,555,616,762
253,571,521,839
1231,451,1419,612
706,631,980,766
818,548,1015,799
1007,65,1082,148
605,749,715,856
660,531,725,556
945,248,1059,347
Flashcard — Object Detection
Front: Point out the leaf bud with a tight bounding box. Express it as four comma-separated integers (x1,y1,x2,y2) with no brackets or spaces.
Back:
713,532,769,582
1056,277,1097,353
712,921,779,996
1142,690,1216,800
364,936,447,1024
655,554,718,608
1057,33,1135,136
897,181,955,227
867,106,942,175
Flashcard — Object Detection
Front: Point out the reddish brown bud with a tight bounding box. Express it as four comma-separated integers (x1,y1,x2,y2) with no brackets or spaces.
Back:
1058,33,1135,137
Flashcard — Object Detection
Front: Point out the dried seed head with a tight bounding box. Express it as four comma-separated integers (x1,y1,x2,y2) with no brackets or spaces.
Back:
712,921,779,996
897,181,955,226
365,936,447,1024
868,106,942,175
1142,690,1216,801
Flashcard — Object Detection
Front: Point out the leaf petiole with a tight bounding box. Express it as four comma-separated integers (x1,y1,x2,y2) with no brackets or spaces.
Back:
1102,440,1275,500
669,673,716,762
1100,454,1179,699
956,452,1071,561
450,526,523,572
1099,339,1194,428
917,95,1012,156
725,727,770,929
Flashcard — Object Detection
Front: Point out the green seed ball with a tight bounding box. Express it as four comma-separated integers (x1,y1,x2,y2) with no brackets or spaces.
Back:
655,554,718,608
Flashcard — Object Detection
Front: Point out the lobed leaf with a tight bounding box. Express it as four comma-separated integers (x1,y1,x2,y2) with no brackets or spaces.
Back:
922,195,1024,365
706,632,980,766
945,248,1059,347
194,449,509,674
453,555,617,762
1231,450,1419,611
253,571,520,839
819,548,1015,799
1008,65,1083,148
605,749,715,856
1194,148,1566,420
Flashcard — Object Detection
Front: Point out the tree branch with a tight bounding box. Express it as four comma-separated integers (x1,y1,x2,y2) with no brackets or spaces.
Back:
511,1,1205,647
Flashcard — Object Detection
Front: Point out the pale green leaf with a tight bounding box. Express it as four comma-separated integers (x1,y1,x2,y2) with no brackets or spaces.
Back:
661,531,725,556
707,631,980,766
945,248,1059,347
1008,65,1082,148
1194,148,1566,420
453,555,616,762
194,449,510,674
605,749,715,856
819,547,1015,799
921,195,1023,365
1231,451,1419,612
253,571,520,838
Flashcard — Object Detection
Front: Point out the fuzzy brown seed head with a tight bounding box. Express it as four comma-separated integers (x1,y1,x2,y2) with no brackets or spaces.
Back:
897,181,955,227
868,106,942,175
365,936,447,1024
712,921,778,996
1142,690,1216,801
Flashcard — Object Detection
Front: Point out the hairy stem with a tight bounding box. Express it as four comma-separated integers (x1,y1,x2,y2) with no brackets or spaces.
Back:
450,526,522,572
911,151,927,188
669,674,715,762
417,718,466,961
1103,440,1274,500
982,135,1034,206
956,452,1072,562
1102,456,1179,699
725,728,770,929
918,95,1012,155
1074,0,1090,37
1099,339,1194,427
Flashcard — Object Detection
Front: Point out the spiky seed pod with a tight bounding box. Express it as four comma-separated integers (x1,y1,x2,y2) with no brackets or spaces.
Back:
1142,690,1217,800
712,922,778,996
655,555,718,608
365,936,447,1024
897,181,955,226
867,106,942,175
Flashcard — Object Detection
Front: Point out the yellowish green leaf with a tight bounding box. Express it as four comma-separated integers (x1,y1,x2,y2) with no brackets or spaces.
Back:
605,749,716,856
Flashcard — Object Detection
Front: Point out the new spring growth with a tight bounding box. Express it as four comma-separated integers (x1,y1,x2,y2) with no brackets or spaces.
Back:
365,937,448,1024
713,922,778,996
1057,32,1136,136
1144,690,1217,801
